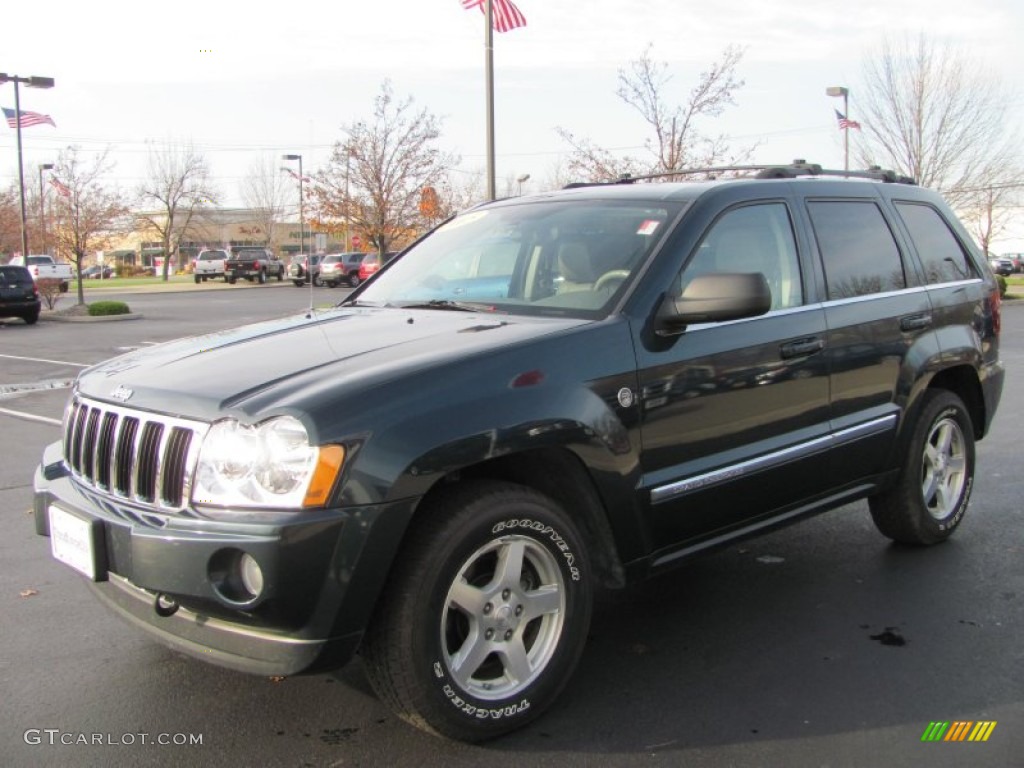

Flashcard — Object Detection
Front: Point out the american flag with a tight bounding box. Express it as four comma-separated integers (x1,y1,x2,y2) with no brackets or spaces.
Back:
462,0,526,33
2,106,56,129
834,109,861,130
49,177,71,198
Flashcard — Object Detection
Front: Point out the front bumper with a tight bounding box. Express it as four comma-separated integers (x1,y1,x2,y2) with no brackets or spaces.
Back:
34,441,416,676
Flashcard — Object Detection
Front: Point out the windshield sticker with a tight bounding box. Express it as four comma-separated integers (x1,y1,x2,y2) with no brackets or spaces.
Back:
637,220,661,236
437,211,489,234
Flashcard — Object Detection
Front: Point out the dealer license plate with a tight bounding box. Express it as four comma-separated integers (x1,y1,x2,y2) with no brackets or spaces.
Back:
49,506,100,580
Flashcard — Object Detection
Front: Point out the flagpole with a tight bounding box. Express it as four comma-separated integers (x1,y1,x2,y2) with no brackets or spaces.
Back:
485,0,496,200
13,78,31,257
843,90,849,173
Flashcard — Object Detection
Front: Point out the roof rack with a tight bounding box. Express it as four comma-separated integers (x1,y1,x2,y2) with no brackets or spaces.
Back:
563,160,916,188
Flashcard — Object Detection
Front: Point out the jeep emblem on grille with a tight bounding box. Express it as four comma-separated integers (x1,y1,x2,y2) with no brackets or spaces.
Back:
110,384,134,402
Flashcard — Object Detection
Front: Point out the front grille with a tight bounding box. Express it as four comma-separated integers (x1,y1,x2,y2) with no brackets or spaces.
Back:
64,396,208,511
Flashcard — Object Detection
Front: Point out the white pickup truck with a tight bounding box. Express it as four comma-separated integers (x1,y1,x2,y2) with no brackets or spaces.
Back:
10,255,72,293
193,249,228,283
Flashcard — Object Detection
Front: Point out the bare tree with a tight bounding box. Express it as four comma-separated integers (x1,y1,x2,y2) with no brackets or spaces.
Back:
312,81,459,256
856,34,1022,212
49,146,129,305
137,142,218,280
240,155,290,247
557,45,749,182
959,173,1023,256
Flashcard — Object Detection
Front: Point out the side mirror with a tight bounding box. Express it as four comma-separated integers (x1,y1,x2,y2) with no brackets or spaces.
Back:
656,272,771,334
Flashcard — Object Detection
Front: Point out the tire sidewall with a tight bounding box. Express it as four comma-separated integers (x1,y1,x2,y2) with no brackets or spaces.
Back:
909,394,975,538
407,493,591,738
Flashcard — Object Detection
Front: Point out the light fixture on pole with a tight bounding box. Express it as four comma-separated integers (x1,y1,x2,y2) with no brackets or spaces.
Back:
826,85,850,173
0,73,55,257
38,162,54,256
516,173,530,196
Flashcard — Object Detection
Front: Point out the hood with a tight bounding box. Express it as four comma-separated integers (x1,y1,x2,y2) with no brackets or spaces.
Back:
76,307,587,419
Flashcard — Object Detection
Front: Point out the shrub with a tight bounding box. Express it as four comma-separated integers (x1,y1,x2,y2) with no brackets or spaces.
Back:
36,278,64,310
88,301,130,316
997,275,1007,298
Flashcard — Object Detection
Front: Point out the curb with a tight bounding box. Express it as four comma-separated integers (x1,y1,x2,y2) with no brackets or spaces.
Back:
43,312,144,323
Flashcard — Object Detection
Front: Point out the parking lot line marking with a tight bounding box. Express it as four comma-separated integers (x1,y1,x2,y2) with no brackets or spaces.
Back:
0,353,90,368
0,406,62,426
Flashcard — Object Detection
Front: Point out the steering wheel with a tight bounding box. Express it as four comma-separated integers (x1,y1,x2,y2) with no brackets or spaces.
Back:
593,269,630,292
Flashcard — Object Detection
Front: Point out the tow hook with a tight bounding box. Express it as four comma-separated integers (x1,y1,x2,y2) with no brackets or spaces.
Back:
154,593,180,618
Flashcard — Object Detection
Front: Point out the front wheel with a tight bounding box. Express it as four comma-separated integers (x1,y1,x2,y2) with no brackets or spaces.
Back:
362,481,592,742
257,270,266,284
292,280,305,288
194,275,201,284
869,390,975,545
312,274,322,287
349,274,360,288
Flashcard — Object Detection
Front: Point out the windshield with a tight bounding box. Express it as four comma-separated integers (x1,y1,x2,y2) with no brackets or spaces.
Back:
355,199,681,317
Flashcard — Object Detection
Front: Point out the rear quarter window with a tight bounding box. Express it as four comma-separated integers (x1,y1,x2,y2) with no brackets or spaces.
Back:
893,202,974,284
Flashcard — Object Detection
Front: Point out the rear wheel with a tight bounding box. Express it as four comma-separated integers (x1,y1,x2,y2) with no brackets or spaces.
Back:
312,274,322,287
362,481,592,742
293,280,305,288
869,390,975,545
257,270,266,284
23,310,39,325
349,273,360,288
194,275,201,284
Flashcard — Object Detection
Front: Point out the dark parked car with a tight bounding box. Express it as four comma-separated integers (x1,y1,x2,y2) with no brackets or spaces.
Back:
1001,253,1023,273
225,247,284,284
34,162,1004,742
989,256,1013,276
0,265,41,324
80,265,114,280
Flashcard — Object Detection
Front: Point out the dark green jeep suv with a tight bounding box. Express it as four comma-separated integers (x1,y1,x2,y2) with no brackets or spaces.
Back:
34,163,1004,741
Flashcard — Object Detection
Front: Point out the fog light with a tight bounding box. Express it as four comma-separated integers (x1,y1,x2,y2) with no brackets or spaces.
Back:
240,553,264,598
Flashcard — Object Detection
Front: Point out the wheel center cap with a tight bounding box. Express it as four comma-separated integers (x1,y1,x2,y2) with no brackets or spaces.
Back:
494,605,514,629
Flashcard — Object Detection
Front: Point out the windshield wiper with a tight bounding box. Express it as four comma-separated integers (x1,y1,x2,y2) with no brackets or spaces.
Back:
400,299,501,313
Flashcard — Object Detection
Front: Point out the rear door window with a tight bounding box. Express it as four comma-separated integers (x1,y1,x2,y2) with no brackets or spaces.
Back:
807,201,906,299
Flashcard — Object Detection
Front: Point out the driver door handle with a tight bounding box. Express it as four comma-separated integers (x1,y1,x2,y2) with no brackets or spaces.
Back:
780,337,825,359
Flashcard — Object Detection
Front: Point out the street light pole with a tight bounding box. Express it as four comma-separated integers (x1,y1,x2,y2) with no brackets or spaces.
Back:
0,73,55,257
38,162,54,255
826,85,850,173
282,154,311,310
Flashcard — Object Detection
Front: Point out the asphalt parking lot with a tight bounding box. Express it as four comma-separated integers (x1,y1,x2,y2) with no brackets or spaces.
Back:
1,285,1022,767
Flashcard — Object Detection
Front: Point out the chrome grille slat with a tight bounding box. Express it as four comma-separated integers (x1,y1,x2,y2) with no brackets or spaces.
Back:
62,395,209,512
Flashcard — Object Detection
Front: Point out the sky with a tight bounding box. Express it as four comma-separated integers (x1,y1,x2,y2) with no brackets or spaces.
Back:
3,0,1023,246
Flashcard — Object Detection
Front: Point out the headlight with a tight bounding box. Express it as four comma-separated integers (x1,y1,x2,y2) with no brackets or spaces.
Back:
193,416,344,509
